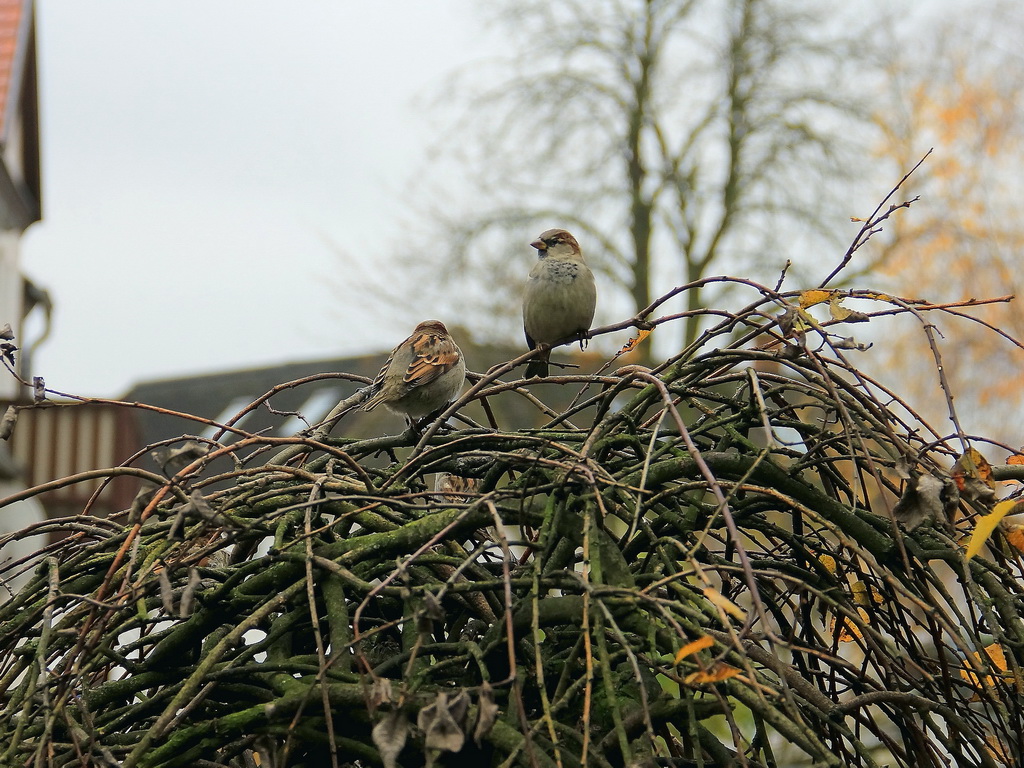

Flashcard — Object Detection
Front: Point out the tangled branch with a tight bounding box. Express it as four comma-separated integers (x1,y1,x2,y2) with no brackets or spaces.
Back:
1,274,1023,767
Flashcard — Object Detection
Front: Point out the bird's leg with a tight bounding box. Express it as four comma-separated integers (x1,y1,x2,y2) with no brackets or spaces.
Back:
408,408,455,435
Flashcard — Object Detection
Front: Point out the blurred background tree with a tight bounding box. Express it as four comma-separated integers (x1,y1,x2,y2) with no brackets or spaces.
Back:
401,0,878,357
383,0,1024,445
862,2,1024,444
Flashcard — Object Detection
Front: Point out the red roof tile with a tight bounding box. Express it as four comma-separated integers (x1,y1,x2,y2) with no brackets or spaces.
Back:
0,0,26,137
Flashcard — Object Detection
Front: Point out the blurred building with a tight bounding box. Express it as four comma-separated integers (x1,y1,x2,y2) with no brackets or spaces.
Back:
0,0,41,399
0,0,46,593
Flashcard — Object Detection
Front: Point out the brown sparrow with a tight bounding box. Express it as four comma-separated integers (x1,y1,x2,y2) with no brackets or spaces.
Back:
362,320,466,420
522,228,597,377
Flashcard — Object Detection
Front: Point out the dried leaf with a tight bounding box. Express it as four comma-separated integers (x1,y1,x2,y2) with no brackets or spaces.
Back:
448,689,470,726
1002,523,1024,554
473,682,499,746
952,448,997,504
702,587,747,621
851,581,883,606
893,473,955,530
32,376,45,403
983,730,1014,763
959,643,1022,696
187,490,220,522
179,567,201,618
151,440,209,477
423,592,445,623
827,295,869,323
777,306,806,342
830,336,872,351
618,328,652,355
817,554,838,574
372,710,410,768
369,677,394,711
129,484,158,523
966,499,1024,560
829,607,870,642
417,691,467,754
799,289,838,308
0,323,12,340
0,405,17,441
157,566,175,614
684,663,742,685
673,635,714,665
1007,452,1024,467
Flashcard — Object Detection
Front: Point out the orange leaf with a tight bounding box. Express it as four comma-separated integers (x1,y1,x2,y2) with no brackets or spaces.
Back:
673,635,714,665
959,643,1022,696
829,607,870,642
1003,523,1024,554
983,731,1013,763
684,663,742,685
617,328,652,355
1006,453,1024,466
952,448,996,500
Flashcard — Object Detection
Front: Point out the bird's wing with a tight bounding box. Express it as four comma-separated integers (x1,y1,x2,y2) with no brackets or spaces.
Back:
404,331,460,388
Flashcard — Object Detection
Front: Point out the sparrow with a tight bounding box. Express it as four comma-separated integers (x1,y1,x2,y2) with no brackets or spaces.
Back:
522,228,597,377
362,320,466,421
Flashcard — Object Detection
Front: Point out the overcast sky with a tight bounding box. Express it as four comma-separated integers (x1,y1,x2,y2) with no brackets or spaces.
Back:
23,1,501,396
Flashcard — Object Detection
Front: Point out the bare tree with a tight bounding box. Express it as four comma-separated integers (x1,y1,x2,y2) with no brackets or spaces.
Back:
413,0,876,352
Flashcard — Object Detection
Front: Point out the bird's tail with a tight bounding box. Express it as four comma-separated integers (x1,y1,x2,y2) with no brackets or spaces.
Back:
526,350,549,378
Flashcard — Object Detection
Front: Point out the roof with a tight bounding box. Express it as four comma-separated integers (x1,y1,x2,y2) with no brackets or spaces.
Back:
124,355,386,453
0,0,38,228
0,0,26,140
122,341,598,461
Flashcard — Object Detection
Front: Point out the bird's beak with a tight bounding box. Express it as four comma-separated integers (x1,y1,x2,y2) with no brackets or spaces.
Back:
530,239,544,250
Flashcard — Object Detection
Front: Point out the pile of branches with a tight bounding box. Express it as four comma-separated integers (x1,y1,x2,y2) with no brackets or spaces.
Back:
2,275,1024,768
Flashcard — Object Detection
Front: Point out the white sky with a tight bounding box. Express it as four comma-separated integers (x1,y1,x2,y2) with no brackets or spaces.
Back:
22,1,500,396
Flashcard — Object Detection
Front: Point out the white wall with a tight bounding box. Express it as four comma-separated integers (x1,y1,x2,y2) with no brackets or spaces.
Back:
0,229,22,400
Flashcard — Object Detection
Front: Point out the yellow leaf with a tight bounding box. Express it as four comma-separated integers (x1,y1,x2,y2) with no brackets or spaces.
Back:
828,298,853,321
1003,523,1024,554
851,580,883,606
703,587,747,621
818,554,837,574
618,328,652,355
684,663,742,685
828,295,869,323
965,500,1023,560
673,635,714,665
798,289,837,309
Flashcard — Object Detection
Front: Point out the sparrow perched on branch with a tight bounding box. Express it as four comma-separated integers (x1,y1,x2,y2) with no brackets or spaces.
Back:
362,320,466,421
522,228,597,377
